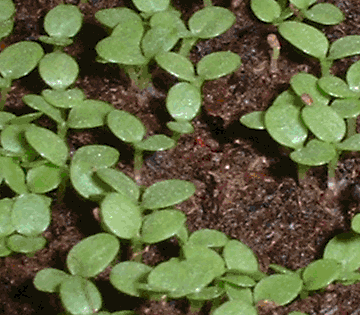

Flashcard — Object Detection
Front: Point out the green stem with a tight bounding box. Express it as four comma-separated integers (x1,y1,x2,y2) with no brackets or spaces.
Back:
297,163,310,186
134,147,143,185
346,117,357,139
327,151,339,193
57,121,68,140
320,59,333,77
188,300,205,314
131,236,143,263
203,0,212,6
178,37,198,58
124,64,152,90
0,86,11,111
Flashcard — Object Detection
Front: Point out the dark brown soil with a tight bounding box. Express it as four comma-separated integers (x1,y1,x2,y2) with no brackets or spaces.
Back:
1,0,360,314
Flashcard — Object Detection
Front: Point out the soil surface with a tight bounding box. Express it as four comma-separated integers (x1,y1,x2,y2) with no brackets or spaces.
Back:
1,0,360,314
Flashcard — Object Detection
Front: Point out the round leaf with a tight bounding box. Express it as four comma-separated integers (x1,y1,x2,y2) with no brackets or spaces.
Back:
141,209,186,244
302,105,346,143
60,276,102,315
135,135,175,151
107,109,146,143
197,51,241,81
100,193,142,239
95,35,146,65
0,237,11,257
7,234,46,253
1,124,35,158
330,99,360,118
0,198,15,237
11,194,51,236
346,59,360,93
304,3,344,25
290,139,336,166
67,99,113,129
110,261,152,297
27,164,63,193
318,75,358,98
155,52,196,82
278,21,328,59
67,233,120,278
150,11,190,38
240,111,265,130
186,286,225,301
212,300,258,315
39,52,79,90
324,232,360,272
0,19,14,40
328,35,360,60
166,121,194,134
44,4,83,38
132,0,170,13
225,285,253,304
70,145,119,199
302,259,340,291
351,214,360,234
166,83,201,121
0,111,16,129
188,6,235,39
220,274,256,287
223,240,259,274
0,156,28,194
141,179,195,210
250,0,281,23
0,41,44,80
336,134,360,151
0,0,15,22
39,35,73,47
42,88,85,108
187,229,229,248
25,125,69,166
290,0,316,10
34,268,70,293
254,274,303,306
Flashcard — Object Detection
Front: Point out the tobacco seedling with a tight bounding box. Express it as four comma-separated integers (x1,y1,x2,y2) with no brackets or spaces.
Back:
0,0,15,41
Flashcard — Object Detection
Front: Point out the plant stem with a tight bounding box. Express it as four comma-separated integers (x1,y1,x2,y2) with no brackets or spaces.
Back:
203,0,212,6
320,59,333,77
267,34,281,73
327,151,339,195
131,236,143,263
134,147,143,185
124,64,152,90
346,117,357,139
297,163,310,186
57,122,68,140
178,37,198,58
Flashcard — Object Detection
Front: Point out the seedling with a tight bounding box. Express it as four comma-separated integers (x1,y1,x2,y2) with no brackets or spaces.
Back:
0,0,15,41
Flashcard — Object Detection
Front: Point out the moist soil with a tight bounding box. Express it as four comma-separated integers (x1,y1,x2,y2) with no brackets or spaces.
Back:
1,0,360,314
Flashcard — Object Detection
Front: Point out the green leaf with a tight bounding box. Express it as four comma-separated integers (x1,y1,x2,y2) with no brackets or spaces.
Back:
25,125,69,166
95,7,143,32
331,99,360,118
269,264,295,275
44,4,83,38
27,164,63,193
290,0,316,10
278,21,329,59
197,51,241,81
0,0,15,22
141,209,186,244
166,83,201,121
100,193,142,239
188,6,236,39
250,0,281,23
290,72,330,106
67,233,120,278
38,36,73,47
302,105,346,143
318,75,358,98
110,261,152,297
22,94,65,124
290,139,336,166
304,3,344,25
141,26,179,59
0,237,11,257
42,88,86,109
60,276,102,315
67,99,113,129
135,135,175,151
224,285,253,303
150,11,190,38
95,35,146,65
265,99,308,149
8,112,43,125
132,0,170,14
34,268,70,293
70,145,119,199
352,213,360,234
0,19,14,41
336,134,360,151
346,59,360,93
0,198,15,238
220,274,256,287
324,232,360,272
11,194,51,236
187,229,229,248
302,259,341,291
288,312,308,315
0,111,16,129
166,121,194,134
95,168,140,202
223,240,259,274
141,179,195,210
7,234,47,253
107,109,146,143
155,52,196,82
328,35,360,60
186,286,225,301
240,111,265,130
212,300,258,315
0,41,44,80
0,156,28,194
254,274,303,306
39,52,79,90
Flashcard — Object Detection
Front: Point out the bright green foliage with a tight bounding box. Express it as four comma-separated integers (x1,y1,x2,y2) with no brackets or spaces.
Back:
239,111,265,130
140,179,196,210
0,198,15,237
212,300,257,315
7,234,47,254
187,229,229,248
250,0,281,23
110,261,152,297
0,41,44,80
224,285,253,303
351,213,360,234
328,35,360,60
0,0,15,40
135,134,175,151
34,268,70,292
27,165,63,194
254,274,303,306
132,0,170,14
42,88,85,108
67,233,120,278
0,156,28,194
220,274,256,287
187,286,224,301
